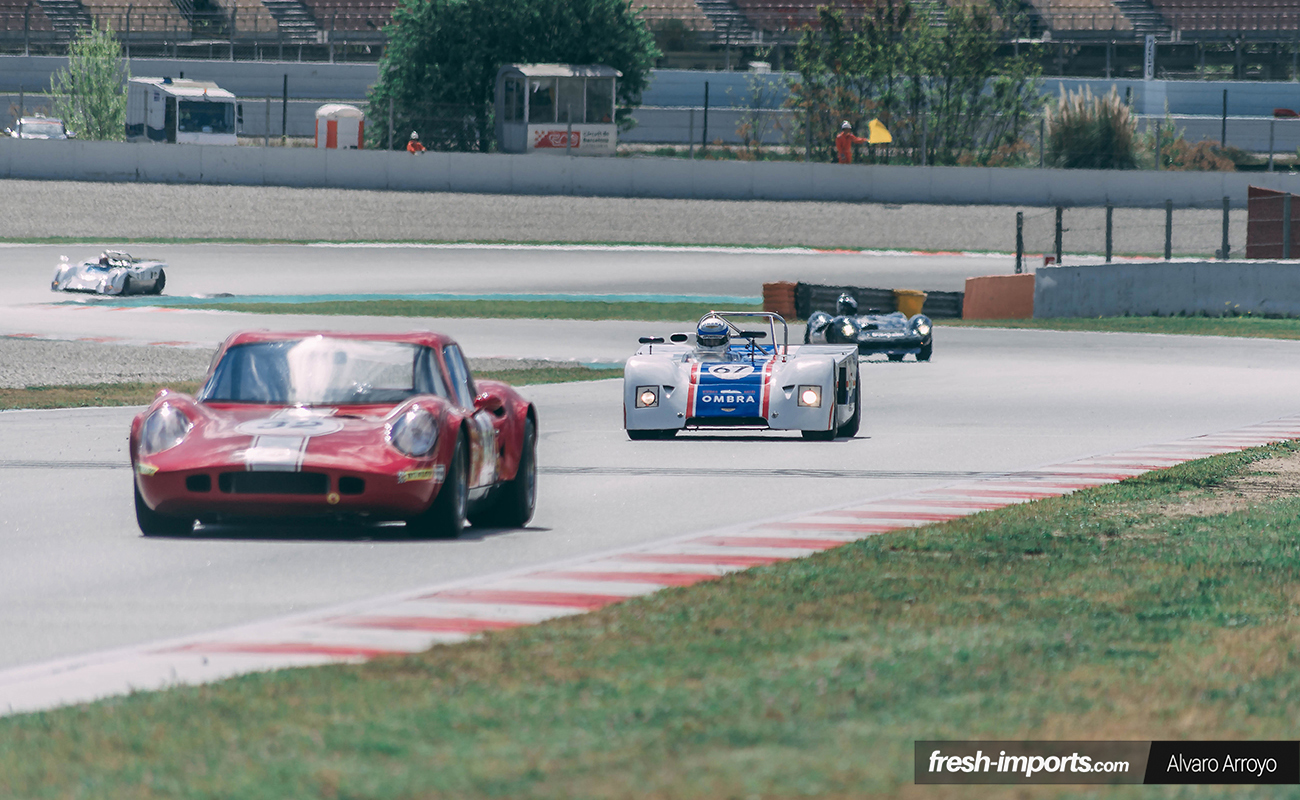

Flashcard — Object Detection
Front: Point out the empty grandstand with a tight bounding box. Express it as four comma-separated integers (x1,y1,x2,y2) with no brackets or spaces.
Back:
2,0,1300,78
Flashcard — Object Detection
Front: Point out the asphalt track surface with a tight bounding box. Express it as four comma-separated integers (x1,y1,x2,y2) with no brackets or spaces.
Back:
5,326,1300,676
0,183,1281,708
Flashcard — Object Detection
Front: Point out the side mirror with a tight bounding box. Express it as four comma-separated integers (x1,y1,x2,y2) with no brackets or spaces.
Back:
474,392,505,414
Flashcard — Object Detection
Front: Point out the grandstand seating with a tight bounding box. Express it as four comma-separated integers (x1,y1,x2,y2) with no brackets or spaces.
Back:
639,0,712,32
220,0,278,37
1151,0,1300,34
0,0,55,32
80,0,185,33
297,0,393,33
1028,0,1131,31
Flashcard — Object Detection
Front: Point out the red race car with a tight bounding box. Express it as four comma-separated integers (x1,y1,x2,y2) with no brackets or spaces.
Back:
129,330,537,537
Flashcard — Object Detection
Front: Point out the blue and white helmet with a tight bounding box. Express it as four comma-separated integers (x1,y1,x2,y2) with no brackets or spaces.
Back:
837,292,859,316
696,315,730,349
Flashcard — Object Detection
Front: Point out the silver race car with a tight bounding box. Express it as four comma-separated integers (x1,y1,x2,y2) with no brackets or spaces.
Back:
805,292,932,361
52,251,167,295
624,311,861,441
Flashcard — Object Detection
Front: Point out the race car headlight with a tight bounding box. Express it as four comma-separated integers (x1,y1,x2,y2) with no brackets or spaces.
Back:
387,406,438,458
912,318,932,337
636,385,659,408
798,385,822,407
139,404,192,455
840,322,858,338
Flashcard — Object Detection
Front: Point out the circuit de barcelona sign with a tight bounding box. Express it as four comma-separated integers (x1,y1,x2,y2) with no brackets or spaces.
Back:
527,124,616,155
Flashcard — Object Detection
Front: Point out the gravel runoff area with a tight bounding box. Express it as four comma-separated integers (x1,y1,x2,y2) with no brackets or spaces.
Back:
1,179,1247,255
0,336,585,390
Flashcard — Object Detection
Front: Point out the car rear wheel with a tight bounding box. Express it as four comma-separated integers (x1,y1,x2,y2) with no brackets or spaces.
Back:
120,276,132,295
469,416,536,529
406,435,467,539
153,269,166,295
628,429,677,440
134,482,194,536
837,380,861,438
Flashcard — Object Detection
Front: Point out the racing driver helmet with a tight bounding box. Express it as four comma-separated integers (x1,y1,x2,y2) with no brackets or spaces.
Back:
696,315,731,353
836,292,859,317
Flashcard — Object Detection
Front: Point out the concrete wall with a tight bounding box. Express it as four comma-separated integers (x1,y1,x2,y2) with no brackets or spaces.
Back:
1035,261,1300,317
6,137,1300,206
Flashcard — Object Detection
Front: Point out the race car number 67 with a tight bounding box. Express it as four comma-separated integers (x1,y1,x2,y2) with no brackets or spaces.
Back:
236,418,344,436
707,364,756,380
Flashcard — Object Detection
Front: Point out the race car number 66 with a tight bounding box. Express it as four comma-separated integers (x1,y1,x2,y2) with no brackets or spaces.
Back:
236,417,344,436
707,364,756,380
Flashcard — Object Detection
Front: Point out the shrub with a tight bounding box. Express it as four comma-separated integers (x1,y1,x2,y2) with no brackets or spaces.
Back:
1045,85,1137,169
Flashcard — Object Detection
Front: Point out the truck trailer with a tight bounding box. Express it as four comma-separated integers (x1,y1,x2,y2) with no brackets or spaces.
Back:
126,77,238,145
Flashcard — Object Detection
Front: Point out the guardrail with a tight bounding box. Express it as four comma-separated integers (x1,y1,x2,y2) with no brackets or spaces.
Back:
4,137,1300,208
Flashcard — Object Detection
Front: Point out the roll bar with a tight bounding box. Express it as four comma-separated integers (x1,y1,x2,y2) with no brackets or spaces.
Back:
699,311,789,358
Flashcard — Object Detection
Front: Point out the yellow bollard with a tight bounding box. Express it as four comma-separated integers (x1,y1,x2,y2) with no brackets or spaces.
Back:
893,289,928,317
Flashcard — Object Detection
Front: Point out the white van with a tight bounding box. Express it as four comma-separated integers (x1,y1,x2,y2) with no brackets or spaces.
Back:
127,77,239,145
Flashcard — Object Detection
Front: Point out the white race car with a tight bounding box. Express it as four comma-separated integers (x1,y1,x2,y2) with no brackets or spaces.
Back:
623,311,861,440
52,251,167,295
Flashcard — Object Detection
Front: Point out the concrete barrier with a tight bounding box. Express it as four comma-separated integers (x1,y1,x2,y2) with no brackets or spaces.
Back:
7,137,1300,207
963,274,1036,319
1034,261,1300,318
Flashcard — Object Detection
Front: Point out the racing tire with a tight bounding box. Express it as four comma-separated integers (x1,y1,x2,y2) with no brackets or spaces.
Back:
134,482,193,536
802,399,839,440
406,434,468,539
627,429,677,440
917,340,933,362
468,416,536,529
803,325,811,344
152,269,166,295
887,353,905,362
120,276,131,295
837,380,861,438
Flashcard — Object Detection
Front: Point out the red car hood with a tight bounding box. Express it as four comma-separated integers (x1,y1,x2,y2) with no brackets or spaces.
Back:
175,403,414,472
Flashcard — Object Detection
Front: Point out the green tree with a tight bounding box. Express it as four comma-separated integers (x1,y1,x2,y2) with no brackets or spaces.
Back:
367,0,659,152
790,1,1039,165
51,25,127,141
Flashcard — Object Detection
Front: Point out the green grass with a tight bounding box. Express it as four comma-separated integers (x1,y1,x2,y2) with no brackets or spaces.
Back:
154,298,761,322
942,315,1300,340
0,381,204,410
0,370,605,411
3,442,1300,798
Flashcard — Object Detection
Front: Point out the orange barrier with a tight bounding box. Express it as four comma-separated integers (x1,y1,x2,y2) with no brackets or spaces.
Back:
962,274,1035,320
762,281,797,320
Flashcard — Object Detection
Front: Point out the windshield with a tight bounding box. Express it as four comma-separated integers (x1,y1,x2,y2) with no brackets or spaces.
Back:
178,100,234,134
200,338,446,405
19,121,64,138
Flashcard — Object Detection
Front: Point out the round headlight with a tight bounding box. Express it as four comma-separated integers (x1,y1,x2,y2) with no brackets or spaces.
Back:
841,322,857,337
912,317,932,337
640,390,657,406
139,404,192,455
388,406,438,458
801,389,819,405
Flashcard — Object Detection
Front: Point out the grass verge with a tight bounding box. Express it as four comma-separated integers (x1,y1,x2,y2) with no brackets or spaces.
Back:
942,315,1300,340
0,369,608,411
145,298,761,322
3,442,1300,798
0,381,203,411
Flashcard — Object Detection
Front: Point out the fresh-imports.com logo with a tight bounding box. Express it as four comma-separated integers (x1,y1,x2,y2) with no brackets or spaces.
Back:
927,749,1130,778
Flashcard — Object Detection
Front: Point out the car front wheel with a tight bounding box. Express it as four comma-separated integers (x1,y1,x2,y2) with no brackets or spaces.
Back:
406,434,467,538
134,482,193,536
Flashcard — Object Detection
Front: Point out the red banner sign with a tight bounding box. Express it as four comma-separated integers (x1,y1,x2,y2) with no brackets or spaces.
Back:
533,130,580,149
